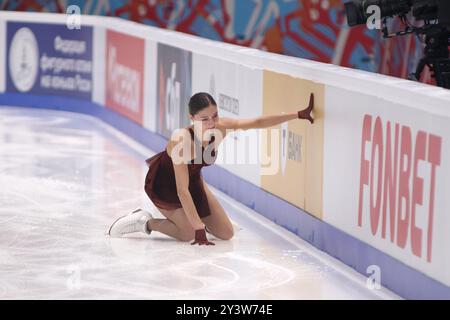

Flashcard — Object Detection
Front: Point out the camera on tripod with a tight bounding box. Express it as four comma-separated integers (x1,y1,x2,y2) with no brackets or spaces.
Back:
344,0,450,89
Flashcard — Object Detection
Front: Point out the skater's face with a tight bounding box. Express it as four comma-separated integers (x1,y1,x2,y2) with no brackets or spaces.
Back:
190,104,219,131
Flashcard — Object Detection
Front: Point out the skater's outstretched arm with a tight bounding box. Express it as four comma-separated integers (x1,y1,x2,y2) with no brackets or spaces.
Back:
218,93,314,130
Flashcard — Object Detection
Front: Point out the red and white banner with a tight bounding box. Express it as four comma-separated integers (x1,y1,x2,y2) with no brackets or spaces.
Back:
105,30,144,125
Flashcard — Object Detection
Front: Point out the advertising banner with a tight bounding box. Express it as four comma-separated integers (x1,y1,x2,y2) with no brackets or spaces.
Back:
105,30,144,124
7,22,93,100
156,43,192,139
261,71,325,218
323,86,449,285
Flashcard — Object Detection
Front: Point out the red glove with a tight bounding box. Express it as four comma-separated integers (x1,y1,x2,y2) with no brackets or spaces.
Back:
191,229,215,246
297,93,314,124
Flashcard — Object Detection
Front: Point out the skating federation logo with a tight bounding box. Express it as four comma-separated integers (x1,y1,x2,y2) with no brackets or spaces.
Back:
9,27,39,92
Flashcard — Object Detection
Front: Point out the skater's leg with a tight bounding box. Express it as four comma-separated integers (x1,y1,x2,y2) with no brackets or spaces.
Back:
147,207,195,241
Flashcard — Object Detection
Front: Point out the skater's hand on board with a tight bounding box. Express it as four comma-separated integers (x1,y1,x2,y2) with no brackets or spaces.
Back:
191,229,215,246
297,93,314,124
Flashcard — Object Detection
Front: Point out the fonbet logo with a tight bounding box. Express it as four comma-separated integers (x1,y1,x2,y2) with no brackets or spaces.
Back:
165,62,181,132
9,27,39,92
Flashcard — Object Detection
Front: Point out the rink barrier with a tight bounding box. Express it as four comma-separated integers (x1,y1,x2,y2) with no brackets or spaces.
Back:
1,11,450,299
1,93,450,300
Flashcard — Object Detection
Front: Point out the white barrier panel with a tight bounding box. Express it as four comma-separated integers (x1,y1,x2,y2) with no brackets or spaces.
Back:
105,29,145,124
192,53,263,186
323,85,450,286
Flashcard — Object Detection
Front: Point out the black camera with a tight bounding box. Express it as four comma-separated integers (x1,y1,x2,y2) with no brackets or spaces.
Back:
344,0,450,89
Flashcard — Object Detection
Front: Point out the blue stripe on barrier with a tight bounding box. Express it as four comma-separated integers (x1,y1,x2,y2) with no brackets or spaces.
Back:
202,164,450,300
1,92,449,300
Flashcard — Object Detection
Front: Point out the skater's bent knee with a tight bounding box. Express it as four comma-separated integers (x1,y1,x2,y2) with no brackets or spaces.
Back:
217,228,234,241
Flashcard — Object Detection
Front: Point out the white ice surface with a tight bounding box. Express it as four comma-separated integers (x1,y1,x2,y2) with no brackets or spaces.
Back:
0,106,401,300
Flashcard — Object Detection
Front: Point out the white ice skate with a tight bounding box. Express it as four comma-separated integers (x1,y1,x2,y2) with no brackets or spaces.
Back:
106,208,153,237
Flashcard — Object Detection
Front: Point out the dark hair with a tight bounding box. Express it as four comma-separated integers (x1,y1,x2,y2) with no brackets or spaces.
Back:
188,92,217,115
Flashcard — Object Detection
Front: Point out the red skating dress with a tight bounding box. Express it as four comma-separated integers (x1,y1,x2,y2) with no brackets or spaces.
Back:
144,126,217,218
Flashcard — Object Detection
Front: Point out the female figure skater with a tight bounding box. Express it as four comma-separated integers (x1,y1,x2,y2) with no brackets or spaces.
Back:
107,92,314,245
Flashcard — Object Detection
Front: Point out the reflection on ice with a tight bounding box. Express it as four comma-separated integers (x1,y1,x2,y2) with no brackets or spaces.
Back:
0,106,400,299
